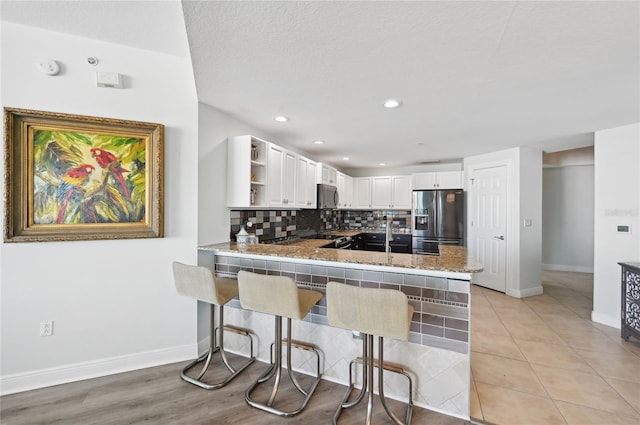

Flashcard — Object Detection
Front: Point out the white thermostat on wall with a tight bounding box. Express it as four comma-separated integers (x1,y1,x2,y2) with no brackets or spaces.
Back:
96,71,123,89
617,225,631,234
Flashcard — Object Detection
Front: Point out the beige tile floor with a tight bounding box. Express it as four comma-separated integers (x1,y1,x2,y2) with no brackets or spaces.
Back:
470,271,640,425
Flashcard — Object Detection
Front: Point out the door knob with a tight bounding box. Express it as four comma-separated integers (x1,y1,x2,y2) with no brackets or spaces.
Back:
494,235,505,240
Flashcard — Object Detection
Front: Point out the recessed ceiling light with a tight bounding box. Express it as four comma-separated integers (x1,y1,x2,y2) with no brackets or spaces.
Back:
313,140,324,145
415,142,425,146
379,162,386,166
383,99,401,108
275,115,289,122
342,157,349,161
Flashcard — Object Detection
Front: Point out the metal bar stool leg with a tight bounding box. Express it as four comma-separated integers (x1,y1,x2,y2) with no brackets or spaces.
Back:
237,271,324,417
244,315,323,417
181,303,256,390
377,336,414,425
327,282,414,425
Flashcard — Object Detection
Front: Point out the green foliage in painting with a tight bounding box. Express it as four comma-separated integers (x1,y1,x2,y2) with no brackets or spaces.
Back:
32,130,147,224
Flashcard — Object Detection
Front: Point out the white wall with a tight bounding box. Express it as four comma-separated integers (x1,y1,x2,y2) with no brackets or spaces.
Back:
518,147,543,294
0,22,199,393
197,104,276,246
542,165,595,272
593,123,640,327
196,103,276,341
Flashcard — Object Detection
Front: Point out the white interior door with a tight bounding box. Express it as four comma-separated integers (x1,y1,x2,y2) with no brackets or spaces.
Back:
470,165,508,292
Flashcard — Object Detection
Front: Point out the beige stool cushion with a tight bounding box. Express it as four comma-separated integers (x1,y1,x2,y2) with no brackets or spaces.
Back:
326,281,413,341
172,261,238,306
237,270,323,320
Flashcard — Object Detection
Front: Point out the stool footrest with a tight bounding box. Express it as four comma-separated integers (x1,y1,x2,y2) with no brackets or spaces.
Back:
281,339,318,352
246,317,323,417
223,324,251,336
354,356,405,374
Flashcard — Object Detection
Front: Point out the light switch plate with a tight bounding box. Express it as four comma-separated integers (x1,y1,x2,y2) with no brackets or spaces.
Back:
96,71,123,88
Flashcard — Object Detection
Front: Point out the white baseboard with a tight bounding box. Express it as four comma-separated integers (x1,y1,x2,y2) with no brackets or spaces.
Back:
591,311,621,329
508,285,544,298
0,344,196,396
543,264,594,273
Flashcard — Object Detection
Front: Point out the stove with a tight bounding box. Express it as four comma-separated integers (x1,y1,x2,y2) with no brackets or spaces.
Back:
319,236,354,249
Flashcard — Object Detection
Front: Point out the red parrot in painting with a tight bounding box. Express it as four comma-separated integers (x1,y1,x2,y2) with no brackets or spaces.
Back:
56,164,95,224
90,148,131,200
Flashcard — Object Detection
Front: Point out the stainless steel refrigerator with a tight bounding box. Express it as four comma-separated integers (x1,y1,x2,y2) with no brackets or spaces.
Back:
412,189,465,255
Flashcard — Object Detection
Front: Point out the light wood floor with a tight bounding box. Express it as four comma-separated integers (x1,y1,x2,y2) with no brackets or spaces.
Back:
1,356,469,425
470,271,640,425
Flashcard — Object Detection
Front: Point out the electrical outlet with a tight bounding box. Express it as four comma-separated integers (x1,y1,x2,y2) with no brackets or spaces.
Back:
40,320,53,337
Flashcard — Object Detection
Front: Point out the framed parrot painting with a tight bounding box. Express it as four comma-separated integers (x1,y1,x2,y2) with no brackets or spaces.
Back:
3,108,164,242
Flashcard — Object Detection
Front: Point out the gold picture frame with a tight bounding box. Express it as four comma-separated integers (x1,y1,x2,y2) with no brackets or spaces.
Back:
3,108,164,242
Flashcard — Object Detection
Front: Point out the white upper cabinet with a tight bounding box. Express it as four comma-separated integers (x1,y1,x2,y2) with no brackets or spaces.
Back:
296,156,317,208
391,175,412,209
336,172,354,209
370,175,412,209
371,176,392,209
266,143,284,206
227,135,267,208
229,135,454,210
283,150,297,206
267,144,297,207
307,160,318,208
412,171,463,190
317,163,338,185
354,177,372,209
344,174,353,208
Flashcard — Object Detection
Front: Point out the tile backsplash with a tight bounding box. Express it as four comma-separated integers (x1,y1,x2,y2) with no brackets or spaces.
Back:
230,210,296,241
341,209,411,230
231,209,412,242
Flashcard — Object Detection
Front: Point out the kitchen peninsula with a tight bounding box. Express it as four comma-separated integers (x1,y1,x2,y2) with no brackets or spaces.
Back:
198,237,482,419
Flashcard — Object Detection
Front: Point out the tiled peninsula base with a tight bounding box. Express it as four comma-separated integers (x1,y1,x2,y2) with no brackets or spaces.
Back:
199,251,471,419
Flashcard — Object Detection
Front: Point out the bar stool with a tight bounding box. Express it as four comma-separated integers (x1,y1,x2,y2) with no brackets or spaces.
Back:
326,281,414,425
172,262,255,390
237,270,324,417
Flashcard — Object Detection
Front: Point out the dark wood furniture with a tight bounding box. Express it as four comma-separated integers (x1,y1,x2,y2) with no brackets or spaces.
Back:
353,233,412,253
619,262,640,342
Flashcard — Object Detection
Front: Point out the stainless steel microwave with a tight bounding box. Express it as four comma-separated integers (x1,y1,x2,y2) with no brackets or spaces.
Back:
317,184,339,209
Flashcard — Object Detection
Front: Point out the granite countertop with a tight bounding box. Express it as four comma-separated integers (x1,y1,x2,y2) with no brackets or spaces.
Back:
199,235,483,274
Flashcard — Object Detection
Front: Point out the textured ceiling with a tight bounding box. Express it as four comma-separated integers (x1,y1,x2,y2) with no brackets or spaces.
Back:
3,1,639,170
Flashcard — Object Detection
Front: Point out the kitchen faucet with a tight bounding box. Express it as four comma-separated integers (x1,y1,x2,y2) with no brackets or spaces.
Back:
384,215,394,253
